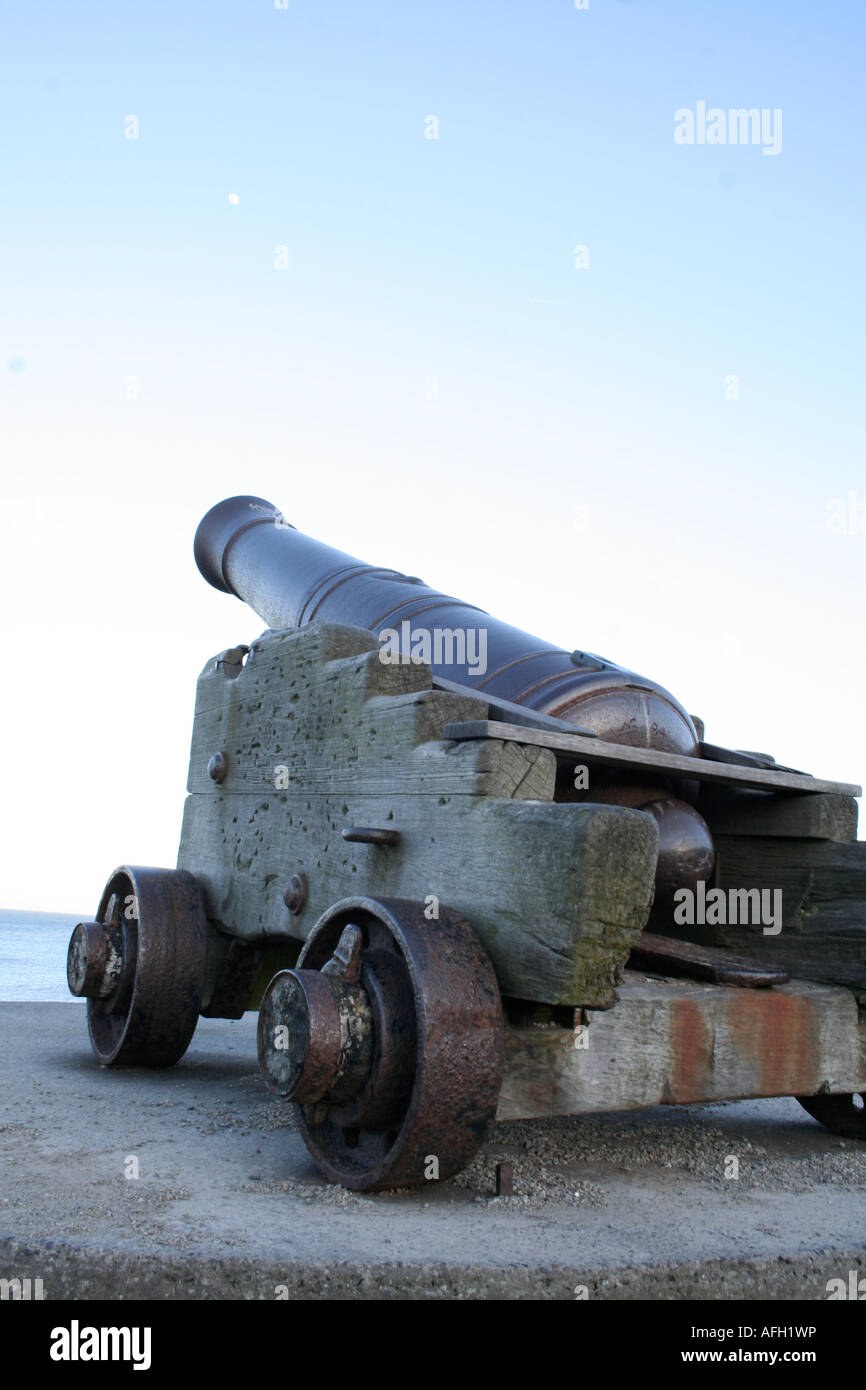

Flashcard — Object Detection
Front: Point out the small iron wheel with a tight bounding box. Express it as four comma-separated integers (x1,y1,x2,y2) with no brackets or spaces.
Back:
67,866,207,1067
797,1092,866,1140
258,896,504,1191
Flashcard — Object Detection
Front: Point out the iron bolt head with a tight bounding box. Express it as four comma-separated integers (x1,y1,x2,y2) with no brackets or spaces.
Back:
208,751,228,784
282,872,307,915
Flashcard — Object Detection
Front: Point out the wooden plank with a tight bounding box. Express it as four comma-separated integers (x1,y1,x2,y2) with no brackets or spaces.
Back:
443,720,862,797
432,675,596,737
497,972,866,1120
699,742,797,771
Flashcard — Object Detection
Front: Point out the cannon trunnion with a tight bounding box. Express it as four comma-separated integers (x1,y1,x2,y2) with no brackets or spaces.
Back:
68,498,866,1190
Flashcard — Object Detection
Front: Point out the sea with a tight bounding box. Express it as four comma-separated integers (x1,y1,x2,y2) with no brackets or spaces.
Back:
0,908,86,1001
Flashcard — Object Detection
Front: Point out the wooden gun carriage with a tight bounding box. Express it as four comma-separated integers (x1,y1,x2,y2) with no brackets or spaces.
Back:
67,497,866,1190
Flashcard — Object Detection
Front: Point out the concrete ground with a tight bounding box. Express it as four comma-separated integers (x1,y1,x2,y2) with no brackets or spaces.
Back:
1,1003,864,1300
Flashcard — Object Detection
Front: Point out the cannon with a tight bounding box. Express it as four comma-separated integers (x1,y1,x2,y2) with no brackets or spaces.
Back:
68,496,866,1190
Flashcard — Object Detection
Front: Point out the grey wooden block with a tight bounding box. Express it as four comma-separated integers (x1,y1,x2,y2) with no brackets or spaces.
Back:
188,624,554,801
179,789,659,1007
177,621,660,1007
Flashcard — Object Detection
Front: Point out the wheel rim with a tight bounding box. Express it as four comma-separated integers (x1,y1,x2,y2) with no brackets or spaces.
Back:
258,896,504,1190
798,1092,866,1141
75,866,207,1067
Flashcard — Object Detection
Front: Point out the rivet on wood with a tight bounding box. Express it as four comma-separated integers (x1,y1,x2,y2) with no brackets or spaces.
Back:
208,750,228,784
282,872,307,915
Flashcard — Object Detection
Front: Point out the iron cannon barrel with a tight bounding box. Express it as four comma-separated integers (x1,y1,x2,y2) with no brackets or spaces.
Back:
194,495,700,759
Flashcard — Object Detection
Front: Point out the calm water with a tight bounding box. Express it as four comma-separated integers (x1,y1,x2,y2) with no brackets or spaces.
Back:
0,908,87,1001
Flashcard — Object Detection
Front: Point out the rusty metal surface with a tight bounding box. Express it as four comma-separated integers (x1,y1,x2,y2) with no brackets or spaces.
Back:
281,873,307,915
258,896,504,1190
207,751,228,784
495,1162,514,1196
70,866,207,1067
341,827,401,846
200,936,264,1019
628,932,791,988
259,969,346,1101
67,920,123,999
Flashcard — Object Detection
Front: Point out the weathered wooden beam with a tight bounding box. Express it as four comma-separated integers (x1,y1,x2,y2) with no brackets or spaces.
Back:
188,625,561,802
177,622,660,1007
497,973,866,1120
180,791,660,1007
443,720,862,797
691,836,866,994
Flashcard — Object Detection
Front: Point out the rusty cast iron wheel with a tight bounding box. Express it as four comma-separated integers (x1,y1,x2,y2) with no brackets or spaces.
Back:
797,1092,866,1140
73,866,207,1067
258,896,504,1191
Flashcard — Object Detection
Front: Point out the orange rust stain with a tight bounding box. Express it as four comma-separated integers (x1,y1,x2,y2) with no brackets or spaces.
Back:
726,990,817,1097
669,1000,715,1103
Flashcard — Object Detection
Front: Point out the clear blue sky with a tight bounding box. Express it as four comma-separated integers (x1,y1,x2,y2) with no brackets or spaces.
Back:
1,0,864,909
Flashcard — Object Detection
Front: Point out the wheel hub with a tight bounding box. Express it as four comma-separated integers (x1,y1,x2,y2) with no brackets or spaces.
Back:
67,913,125,999
258,896,504,1190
